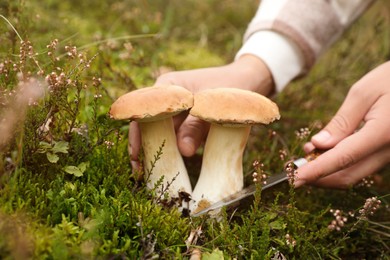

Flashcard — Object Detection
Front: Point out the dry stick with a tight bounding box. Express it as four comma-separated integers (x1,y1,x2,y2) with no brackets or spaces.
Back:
366,220,390,231
0,15,23,42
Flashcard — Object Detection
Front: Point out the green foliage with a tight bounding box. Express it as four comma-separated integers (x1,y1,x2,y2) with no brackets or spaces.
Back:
161,41,225,70
0,0,389,259
37,140,69,163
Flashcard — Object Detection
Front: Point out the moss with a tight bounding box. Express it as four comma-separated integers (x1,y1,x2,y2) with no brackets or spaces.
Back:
161,41,225,70
0,0,389,258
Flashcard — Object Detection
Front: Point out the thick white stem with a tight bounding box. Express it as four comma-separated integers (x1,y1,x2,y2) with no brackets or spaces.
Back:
191,124,250,213
139,117,192,197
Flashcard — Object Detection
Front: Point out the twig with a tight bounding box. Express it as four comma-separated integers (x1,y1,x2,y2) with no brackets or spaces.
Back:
366,227,390,238
0,15,23,42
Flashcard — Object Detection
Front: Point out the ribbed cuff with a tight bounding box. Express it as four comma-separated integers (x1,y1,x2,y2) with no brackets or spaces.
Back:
235,30,305,92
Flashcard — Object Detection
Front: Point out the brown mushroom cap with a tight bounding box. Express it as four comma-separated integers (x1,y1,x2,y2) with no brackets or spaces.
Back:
109,85,193,122
190,88,280,126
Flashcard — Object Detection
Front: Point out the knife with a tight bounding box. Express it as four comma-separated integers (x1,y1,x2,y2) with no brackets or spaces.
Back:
191,150,323,217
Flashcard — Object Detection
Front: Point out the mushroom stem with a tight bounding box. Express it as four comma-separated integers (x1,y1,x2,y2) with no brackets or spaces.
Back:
139,117,192,197
190,123,251,212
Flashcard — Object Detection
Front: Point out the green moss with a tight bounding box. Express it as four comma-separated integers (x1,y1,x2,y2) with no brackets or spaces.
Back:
0,0,389,258
161,41,225,70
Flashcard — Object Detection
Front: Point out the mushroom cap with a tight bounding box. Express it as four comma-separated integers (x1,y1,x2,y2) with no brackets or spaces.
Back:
190,88,280,126
109,85,193,121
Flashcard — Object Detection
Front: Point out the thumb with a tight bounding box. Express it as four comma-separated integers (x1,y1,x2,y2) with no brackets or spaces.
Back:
129,121,141,169
176,115,209,157
311,115,354,149
311,96,369,149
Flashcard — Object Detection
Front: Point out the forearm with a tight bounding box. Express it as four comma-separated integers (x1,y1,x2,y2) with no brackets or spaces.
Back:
237,0,375,92
231,54,275,96
156,54,275,96
236,31,304,93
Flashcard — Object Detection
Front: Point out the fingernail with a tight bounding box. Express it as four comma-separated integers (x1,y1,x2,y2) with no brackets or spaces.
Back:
128,143,133,158
294,179,306,188
303,142,316,153
182,136,194,144
181,136,195,157
131,160,140,170
312,130,331,143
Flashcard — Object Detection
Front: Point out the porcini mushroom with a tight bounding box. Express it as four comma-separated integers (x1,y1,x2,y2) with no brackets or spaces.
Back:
109,85,193,198
189,88,280,214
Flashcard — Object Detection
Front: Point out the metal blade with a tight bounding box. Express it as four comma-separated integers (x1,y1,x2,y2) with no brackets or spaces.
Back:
191,156,310,217
191,172,288,217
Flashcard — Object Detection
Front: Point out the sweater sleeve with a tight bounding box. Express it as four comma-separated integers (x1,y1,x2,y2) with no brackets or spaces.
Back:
236,0,375,92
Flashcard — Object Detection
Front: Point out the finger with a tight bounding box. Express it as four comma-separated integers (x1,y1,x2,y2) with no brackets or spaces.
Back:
303,142,316,153
311,146,390,188
172,111,189,131
129,121,141,169
177,115,209,157
295,119,387,186
311,85,376,149
154,73,177,86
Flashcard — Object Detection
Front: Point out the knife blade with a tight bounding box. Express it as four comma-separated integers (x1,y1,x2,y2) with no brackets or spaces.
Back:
191,152,321,217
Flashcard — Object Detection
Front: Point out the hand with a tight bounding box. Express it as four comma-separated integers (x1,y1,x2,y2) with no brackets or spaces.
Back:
129,55,274,168
295,61,390,189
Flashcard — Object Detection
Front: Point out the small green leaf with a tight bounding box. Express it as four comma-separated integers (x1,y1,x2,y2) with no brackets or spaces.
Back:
47,152,59,163
269,220,286,230
78,162,88,173
202,248,224,260
37,141,52,153
52,141,69,154
46,189,54,200
268,212,278,220
64,166,83,177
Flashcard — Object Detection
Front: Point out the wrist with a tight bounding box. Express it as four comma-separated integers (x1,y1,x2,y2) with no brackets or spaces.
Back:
231,54,275,96
236,31,305,92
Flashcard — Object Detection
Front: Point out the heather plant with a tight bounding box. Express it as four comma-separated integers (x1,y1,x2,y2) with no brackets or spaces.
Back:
0,0,389,259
